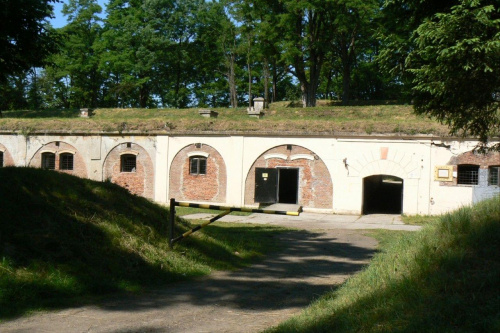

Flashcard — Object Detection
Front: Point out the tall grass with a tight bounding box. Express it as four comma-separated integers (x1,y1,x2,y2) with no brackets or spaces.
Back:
267,196,500,332
0,167,286,320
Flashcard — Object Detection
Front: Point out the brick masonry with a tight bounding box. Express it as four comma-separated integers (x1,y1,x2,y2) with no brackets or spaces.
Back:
29,141,88,178
441,150,500,186
103,142,154,199
169,144,227,202
244,145,333,209
0,143,15,167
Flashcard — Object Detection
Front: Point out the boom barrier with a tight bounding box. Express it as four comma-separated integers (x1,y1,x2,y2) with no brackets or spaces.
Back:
168,198,301,247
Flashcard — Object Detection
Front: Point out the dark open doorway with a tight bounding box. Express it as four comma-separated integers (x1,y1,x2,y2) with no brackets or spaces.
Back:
363,175,403,214
278,168,299,204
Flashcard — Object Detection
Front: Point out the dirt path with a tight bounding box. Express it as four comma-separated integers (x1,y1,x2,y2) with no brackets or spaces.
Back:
0,229,377,333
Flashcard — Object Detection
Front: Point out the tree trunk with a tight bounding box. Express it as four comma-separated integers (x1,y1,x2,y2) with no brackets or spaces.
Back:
247,61,252,109
272,60,278,103
228,53,237,108
342,64,351,106
139,84,148,108
263,58,270,107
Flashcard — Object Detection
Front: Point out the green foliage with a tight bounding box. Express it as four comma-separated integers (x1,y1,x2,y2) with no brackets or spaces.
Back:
0,167,286,319
267,196,500,332
409,0,500,148
0,0,60,82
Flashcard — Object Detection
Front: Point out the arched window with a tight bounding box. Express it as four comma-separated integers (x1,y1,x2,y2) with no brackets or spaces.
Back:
190,156,207,175
42,152,56,170
0,151,3,167
121,154,137,172
59,153,74,170
457,164,479,185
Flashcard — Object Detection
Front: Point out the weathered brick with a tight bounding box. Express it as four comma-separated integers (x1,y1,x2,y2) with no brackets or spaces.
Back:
29,141,88,178
103,142,154,199
169,144,227,202
244,145,333,209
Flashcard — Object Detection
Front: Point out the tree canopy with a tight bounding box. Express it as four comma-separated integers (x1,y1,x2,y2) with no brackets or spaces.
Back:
0,0,498,146
0,0,60,82
409,0,500,148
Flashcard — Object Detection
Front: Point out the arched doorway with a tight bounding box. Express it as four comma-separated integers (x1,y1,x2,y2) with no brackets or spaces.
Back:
363,175,403,214
245,144,333,209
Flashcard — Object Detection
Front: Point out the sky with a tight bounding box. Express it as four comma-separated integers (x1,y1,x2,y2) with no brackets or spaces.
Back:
49,0,109,28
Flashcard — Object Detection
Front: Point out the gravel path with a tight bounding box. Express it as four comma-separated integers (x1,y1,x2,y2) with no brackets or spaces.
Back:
0,229,377,333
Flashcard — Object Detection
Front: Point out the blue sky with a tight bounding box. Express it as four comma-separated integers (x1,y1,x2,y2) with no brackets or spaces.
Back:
50,0,109,28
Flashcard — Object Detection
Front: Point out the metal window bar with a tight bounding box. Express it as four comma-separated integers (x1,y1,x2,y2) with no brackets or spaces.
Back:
59,153,74,170
121,155,136,172
457,165,479,185
489,166,500,186
42,153,55,170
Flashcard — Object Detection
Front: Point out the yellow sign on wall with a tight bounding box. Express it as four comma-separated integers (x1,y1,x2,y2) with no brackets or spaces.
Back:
434,166,453,181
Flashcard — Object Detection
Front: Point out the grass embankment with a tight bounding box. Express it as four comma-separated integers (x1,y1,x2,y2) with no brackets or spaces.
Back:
0,104,449,136
0,167,287,320
268,196,500,332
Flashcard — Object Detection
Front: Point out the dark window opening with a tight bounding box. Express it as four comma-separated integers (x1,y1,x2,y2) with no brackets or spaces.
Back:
363,175,403,214
489,166,500,186
0,152,3,167
59,153,74,170
278,168,299,204
457,164,479,185
190,157,207,175
121,154,137,172
42,152,56,170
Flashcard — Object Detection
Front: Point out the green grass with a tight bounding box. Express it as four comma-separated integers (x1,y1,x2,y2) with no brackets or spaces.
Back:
0,103,450,136
266,196,500,332
0,167,287,320
401,214,441,225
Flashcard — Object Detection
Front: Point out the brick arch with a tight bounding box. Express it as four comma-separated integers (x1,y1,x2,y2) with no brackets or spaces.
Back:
103,142,154,199
244,145,333,209
0,143,15,167
29,141,87,178
451,150,500,168
169,144,227,203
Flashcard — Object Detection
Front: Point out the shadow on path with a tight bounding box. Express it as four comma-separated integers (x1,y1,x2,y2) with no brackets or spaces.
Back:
0,230,377,333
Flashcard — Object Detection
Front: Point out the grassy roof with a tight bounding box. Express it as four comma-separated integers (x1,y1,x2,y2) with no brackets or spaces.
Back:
0,102,451,137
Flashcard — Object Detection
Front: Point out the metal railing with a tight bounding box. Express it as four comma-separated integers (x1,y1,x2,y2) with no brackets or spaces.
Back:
168,198,300,247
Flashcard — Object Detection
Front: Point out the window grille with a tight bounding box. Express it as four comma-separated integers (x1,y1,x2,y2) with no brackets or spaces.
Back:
59,153,74,170
489,166,500,186
457,164,479,185
121,154,136,172
42,152,56,170
190,157,207,175
0,152,3,167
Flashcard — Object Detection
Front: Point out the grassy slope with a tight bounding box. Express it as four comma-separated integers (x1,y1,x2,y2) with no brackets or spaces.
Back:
0,104,450,136
267,196,500,333
0,167,286,320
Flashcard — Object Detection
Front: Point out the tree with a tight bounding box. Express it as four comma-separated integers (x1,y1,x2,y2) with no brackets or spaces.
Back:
0,0,60,82
98,0,156,108
276,0,336,107
409,0,500,148
59,0,104,108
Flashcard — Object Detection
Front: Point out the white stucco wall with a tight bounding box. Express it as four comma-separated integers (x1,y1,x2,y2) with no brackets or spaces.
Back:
1,133,498,215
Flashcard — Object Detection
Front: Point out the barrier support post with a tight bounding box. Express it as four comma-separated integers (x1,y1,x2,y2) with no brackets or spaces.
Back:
169,198,176,248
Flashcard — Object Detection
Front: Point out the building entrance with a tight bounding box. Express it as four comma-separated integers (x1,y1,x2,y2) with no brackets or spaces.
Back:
254,167,299,204
363,175,403,214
